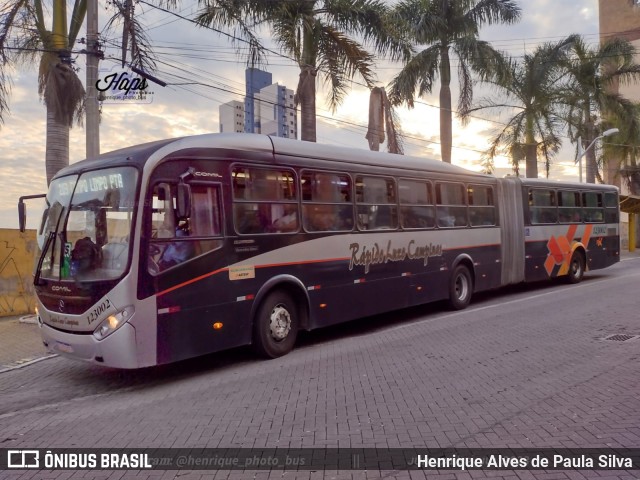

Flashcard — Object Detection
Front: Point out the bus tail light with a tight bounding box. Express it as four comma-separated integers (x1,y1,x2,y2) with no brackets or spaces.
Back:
93,306,134,340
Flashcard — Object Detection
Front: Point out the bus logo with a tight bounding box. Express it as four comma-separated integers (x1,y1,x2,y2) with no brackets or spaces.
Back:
59,300,65,312
7,450,39,468
544,224,592,277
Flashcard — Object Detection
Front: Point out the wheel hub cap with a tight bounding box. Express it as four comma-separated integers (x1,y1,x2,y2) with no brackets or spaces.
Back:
269,305,291,341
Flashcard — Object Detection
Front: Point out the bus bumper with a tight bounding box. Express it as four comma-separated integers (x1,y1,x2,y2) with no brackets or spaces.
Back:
40,322,139,369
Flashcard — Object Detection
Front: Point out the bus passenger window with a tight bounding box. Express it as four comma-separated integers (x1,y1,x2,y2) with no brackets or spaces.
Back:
436,182,467,227
355,176,396,230
232,167,298,234
582,192,604,223
529,189,557,224
468,185,496,227
603,192,619,223
399,179,434,229
558,190,581,223
302,172,353,232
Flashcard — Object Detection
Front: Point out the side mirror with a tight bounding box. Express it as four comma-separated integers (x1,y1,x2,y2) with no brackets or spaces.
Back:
176,182,191,220
18,200,26,233
18,194,46,233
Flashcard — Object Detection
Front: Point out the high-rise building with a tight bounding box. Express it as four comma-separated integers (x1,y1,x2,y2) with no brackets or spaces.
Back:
245,68,273,133
218,100,245,133
255,83,298,139
218,68,297,139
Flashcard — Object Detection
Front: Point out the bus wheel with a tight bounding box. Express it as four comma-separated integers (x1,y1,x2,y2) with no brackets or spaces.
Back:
449,264,473,310
253,291,299,358
566,251,585,284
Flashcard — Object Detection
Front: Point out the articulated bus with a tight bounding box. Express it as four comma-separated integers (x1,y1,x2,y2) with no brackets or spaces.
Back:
19,133,620,369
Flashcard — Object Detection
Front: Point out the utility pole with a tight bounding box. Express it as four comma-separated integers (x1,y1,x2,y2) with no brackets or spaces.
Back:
85,0,100,160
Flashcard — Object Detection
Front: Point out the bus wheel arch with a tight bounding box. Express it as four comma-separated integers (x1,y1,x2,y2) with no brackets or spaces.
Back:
448,256,475,310
251,277,310,358
566,247,586,284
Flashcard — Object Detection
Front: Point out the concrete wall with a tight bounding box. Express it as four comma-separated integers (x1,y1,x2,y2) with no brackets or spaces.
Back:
0,229,37,317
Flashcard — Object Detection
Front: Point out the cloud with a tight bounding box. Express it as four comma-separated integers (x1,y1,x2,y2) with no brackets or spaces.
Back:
0,0,598,228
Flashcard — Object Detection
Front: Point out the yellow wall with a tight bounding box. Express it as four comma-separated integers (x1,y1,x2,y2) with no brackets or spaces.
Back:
0,229,37,317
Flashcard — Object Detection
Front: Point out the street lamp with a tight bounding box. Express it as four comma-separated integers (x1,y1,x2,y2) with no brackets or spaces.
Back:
576,128,619,183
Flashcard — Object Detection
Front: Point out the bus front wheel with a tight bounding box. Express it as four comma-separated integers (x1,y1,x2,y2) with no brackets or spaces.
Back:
566,251,585,284
253,290,299,358
449,264,473,310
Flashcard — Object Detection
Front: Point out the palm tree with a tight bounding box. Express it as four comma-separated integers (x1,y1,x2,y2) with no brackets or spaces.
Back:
465,36,576,178
602,106,640,192
1,0,86,185
195,0,410,142
562,36,640,184
387,0,520,163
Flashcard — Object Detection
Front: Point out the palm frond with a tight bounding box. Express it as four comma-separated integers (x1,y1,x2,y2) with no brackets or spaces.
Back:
194,0,269,67
42,59,85,127
387,44,440,107
316,24,374,110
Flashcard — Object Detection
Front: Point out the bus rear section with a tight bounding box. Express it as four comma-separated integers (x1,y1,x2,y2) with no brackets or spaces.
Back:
498,177,620,287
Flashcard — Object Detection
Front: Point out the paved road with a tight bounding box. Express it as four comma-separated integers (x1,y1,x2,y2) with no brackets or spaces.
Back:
1,256,640,479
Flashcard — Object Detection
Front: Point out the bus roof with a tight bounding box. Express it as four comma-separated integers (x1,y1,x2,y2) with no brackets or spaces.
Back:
517,177,619,192
54,133,489,180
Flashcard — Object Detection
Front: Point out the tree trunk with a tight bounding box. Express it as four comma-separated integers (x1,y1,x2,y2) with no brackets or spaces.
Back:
525,116,538,178
46,108,70,185
297,66,317,142
439,46,452,163
525,143,538,178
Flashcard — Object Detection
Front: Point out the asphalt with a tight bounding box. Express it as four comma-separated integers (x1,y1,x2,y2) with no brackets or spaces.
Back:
1,249,639,374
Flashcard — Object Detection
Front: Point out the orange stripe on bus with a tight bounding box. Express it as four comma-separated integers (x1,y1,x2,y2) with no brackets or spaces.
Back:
158,267,229,297
157,258,350,297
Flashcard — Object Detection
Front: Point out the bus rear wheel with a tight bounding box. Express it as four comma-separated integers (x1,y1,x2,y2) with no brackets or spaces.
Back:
253,290,299,358
449,264,473,310
566,251,585,284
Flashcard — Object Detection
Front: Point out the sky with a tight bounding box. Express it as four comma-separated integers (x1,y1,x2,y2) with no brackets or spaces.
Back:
0,0,603,229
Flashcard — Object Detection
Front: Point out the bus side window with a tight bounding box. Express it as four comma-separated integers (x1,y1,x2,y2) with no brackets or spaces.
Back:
436,182,467,227
148,183,223,274
232,167,299,234
558,190,582,223
582,192,604,223
468,184,496,227
603,192,619,223
301,171,353,232
355,176,397,230
399,179,434,229
529,189,557,224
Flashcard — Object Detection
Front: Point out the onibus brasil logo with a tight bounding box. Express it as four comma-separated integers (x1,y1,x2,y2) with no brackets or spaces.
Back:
96,65,154,104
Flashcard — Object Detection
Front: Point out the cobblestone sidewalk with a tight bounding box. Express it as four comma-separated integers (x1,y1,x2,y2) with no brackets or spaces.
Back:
0,315,55,373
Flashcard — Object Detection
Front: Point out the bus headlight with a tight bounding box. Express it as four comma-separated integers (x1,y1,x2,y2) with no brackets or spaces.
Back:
93,306,134,340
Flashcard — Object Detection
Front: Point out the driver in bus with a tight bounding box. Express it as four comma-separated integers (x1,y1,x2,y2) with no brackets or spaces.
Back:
158,220,194,269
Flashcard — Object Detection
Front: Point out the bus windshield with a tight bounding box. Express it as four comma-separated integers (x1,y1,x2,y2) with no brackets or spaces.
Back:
35,167,139,282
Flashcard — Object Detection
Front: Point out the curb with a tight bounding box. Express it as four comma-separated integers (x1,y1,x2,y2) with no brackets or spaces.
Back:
0,354,58,374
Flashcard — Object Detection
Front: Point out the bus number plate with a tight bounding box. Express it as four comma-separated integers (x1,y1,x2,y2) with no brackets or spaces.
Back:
56,341,74,354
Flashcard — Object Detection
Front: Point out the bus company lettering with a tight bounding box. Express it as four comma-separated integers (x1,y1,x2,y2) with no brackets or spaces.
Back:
349,240,443,274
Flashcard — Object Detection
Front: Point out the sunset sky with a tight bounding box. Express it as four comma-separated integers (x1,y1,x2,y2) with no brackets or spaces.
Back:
0,0,602,228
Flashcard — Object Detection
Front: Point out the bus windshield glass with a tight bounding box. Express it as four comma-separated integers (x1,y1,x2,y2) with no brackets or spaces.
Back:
35,167,139,282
